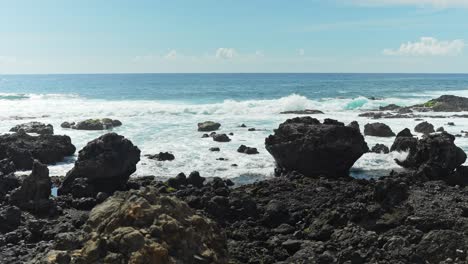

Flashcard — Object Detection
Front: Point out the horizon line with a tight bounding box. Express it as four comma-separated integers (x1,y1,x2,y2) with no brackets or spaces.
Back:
1,72,468,75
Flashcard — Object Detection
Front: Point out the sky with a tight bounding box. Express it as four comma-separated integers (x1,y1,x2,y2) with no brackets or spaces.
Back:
0,0,467,74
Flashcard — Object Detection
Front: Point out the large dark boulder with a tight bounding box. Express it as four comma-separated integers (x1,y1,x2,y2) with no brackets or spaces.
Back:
58,133,140,197
414,121,434,134
265,117,368,177
391,128,418,153
396,133,466,183
417,95,468,112
0,131,76,170
9,161,54,214
10,122,54,135
364,123,395,137
198,121,221,132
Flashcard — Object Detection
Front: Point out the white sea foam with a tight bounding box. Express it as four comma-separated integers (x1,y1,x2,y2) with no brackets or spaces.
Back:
2,92,468,180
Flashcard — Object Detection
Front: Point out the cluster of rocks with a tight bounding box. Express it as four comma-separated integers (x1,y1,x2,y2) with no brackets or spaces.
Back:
61,118,122,130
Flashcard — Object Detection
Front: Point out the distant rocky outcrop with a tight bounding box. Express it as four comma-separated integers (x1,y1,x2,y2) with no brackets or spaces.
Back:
280,109,324,115
10,122,54,135
62,118,122,130
265,117,368,177
0,131,75,170
58,133,140,197
415,95,468,112
198,121,221,132
364,123,395,137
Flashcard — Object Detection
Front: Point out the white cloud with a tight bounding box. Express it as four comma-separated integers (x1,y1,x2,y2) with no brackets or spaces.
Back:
383,37,464,56
298,49,305,56
353,0,468,8
215,48,236,59
164,50,178,59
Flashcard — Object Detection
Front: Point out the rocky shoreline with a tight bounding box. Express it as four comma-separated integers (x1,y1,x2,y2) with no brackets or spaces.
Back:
1,95,468,263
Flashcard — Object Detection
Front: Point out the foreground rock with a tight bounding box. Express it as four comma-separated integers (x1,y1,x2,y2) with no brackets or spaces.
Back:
280,109,324,115
396,132,467,185
146,152,175,161
39,187,228,264
9,161,54,214
364,123,395,137
64,118,122,130
10,121,54,135
58,133,140,197
198,121,221,132
265,117,368,177
0,131,75,170
391,128,418,153
414,121,435,134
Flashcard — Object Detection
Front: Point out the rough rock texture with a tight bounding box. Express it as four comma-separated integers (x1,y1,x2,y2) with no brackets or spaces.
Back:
396,132,467,184
414,121,435,134
416,95,468,112
280,109,324,115
237,145,259,155
145,152,175,161
9,161,54,214
58,133,140,197
198,121,221,132
364,123,396,137
213,133,231,142
41,188,228,264
0,158,16,176
10,122,54,135
371,143,390,154
60,121,75,128
347,121,360,131
391,128,418,153
70,118,122,130
265,117,368,177
0,131,76,170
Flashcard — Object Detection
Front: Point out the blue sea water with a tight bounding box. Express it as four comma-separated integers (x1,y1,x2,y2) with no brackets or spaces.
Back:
1,73,468,181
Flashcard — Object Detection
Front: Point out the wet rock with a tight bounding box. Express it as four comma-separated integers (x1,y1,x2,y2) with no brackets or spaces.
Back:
347,121,360,131
9,161,54,214
240,124,247,128
59,133,140,197
436,127,445,132
213,133,231,142
379,104,401,111
0,131,76,170
10,122,54,135
371,144,390,154
447,122,455,126
60,121,75,128
265,117,368,177
237,145,259,155
146,152,175,161
45,188,228,264
187,171,205,188
397,133,466,183
364,123,395,137
391,128,418,153
210,147,220,152
198,121,221,132
414,121,435,134
72,118,122,130
248,128,256,131
280,109,324,115
201,133,210,138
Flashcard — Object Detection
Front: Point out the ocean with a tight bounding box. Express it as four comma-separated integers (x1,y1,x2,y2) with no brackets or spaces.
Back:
1,73,468,182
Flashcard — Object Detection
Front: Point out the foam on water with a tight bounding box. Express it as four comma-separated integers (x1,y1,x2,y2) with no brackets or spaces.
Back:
2,91,468,180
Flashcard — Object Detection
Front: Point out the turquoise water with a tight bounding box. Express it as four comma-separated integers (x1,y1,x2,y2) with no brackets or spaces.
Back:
1,73,468,180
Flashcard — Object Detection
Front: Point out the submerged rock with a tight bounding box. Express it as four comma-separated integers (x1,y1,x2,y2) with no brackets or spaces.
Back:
70,118,122,130
58,133,140,197
45,188,228,264
10,121,54,135
265,117,368,177
280,109,324,115
414,121,435,134
146,152,175,161
364,123,395,137
198,121,221,132
0,131,76,170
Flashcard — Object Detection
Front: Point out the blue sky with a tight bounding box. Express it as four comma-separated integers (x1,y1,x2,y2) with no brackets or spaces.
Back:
0,0,467,73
